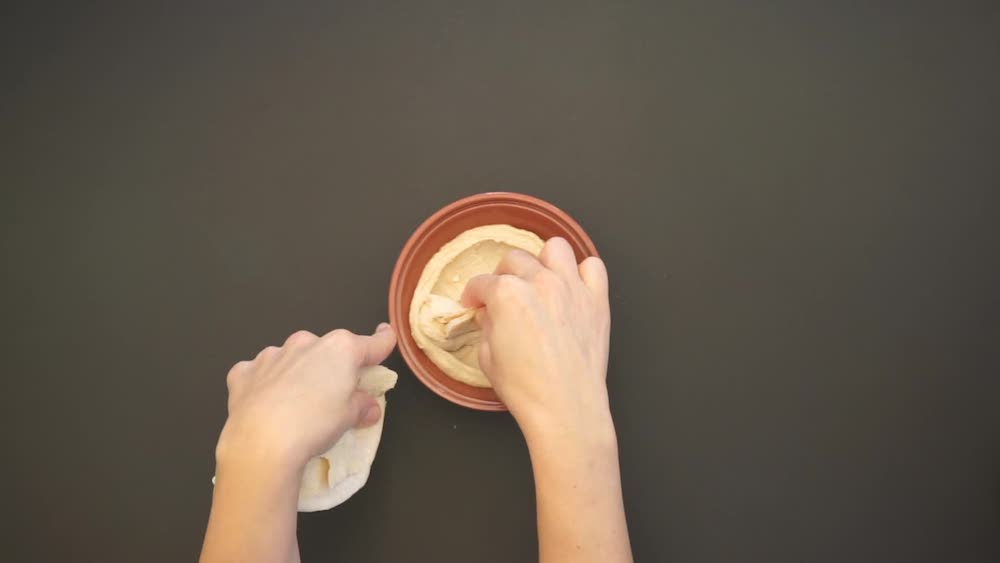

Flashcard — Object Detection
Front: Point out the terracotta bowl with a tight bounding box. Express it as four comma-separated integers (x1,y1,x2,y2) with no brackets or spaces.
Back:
389,192,599,411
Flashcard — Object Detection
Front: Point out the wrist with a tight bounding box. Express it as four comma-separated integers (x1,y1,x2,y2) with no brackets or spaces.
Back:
510,379,615,444
215,420,307,479
518,404,618,458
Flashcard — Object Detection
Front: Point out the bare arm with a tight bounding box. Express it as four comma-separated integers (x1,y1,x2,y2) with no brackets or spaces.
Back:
200,325,397,563
463,237,633,563
525,412,630,563
201,453,302,563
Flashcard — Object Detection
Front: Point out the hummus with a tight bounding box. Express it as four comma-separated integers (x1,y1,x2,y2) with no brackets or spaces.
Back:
410,224,544,387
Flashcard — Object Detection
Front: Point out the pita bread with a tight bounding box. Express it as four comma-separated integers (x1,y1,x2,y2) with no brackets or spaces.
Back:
297,365,398,511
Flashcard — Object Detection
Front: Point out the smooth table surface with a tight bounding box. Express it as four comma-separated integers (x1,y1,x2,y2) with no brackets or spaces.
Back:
4,2,999,562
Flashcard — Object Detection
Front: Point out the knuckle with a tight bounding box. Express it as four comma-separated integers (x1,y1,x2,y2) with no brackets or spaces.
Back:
226,361,248,388
325,329,352,344
322,329,358,355
255,345,279,361
494,275,523,298
285,330,316,347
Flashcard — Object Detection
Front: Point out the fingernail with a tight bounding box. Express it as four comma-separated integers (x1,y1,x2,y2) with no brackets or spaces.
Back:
376,322,391,333
360,404,381,426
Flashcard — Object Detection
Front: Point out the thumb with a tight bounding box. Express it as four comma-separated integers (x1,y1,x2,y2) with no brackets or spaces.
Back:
344,390,382,429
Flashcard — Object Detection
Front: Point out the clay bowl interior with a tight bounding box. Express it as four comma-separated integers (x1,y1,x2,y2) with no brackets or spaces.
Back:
389,192,599,411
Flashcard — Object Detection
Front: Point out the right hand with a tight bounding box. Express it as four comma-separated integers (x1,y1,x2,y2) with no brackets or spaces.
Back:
461,237,612,438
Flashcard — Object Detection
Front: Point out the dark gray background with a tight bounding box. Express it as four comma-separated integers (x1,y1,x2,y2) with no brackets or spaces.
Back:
3,1,998,562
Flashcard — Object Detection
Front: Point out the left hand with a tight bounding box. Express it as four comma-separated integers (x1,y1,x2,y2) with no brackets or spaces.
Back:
216,323,397,471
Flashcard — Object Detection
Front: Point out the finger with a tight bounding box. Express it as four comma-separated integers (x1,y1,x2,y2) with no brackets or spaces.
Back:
352,322,397,366
461,274,500,308
474,308,492,335
538,237,580,280
579,256,609,296
494,248,544,280
344,390,381,429
358,402,382,427
461,272,527,308
477,340,494,377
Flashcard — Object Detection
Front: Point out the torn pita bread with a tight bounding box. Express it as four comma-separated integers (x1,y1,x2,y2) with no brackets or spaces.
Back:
297,365,398,511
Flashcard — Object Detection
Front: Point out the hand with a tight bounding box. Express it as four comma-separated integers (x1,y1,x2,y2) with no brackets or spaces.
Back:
216,323,397,471
462,238,631,563
461,237,611,438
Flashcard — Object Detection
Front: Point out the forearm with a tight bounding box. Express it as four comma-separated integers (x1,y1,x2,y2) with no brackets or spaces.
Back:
200,450,302,563
524,412,633,563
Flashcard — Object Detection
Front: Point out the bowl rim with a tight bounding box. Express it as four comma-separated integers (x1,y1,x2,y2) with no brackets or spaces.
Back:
388,192,599,411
